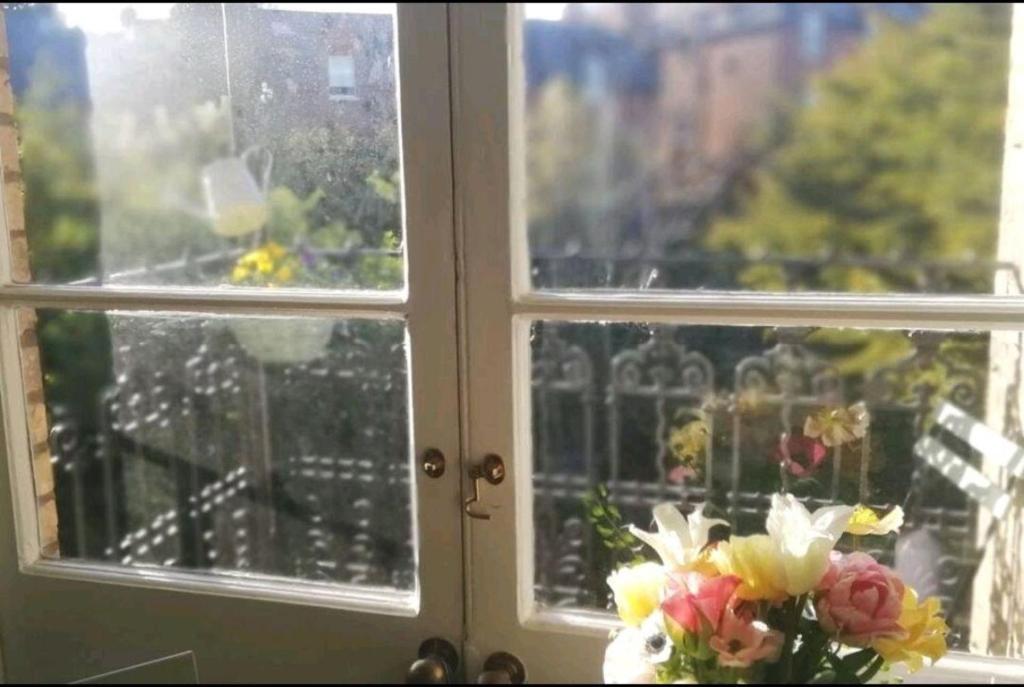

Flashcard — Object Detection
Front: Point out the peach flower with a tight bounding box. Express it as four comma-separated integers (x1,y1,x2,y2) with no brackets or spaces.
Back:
709,606,784,668
815,552,906,646
661,572,741,635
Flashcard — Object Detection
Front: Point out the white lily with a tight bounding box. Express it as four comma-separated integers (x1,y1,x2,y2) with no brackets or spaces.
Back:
764,493,854,596
628,502,727,571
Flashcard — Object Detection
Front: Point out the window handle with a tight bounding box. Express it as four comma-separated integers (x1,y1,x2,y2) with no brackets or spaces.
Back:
464,454,505,520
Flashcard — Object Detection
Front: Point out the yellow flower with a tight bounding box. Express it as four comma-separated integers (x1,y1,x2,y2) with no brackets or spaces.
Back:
872,587,948,672
735,389,765,415
846,504,904,536
804,402,870,447
231,242,301,286
670,420,708,465
712,495,852,600
274,264,295,284
264,241,287,260
256,253,274,274
710,534,788,602
607,562,667,627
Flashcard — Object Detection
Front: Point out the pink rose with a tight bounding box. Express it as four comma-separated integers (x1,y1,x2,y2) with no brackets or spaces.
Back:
662,572,741,634
815,551,906,646
709,606,784,668
772,434,827,477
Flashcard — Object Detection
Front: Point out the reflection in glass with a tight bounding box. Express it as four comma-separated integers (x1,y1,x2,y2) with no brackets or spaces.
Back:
529,321,1024,658
7,3,403,289
522,4,1017,295
30,309,413,591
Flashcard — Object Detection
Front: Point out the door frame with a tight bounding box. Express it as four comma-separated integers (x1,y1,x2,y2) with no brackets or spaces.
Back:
0,3,465,682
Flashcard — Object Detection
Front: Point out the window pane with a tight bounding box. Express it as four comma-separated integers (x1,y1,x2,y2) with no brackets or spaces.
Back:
24,309,414,592
6,4,403,289
520,4,1017,295
529,320,1023,658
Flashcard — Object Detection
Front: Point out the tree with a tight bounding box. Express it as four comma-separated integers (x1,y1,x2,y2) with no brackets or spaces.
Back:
526,78,649,259
705,4,1012,296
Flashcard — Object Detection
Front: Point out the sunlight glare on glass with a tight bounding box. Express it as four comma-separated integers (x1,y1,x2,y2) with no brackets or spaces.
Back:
56,3,395,35
57,3,174,34
525,3,568,21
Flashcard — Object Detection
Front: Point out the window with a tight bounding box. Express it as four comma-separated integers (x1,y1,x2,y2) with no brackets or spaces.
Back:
329,54,356,100
453,3,1024,682
1,2,1023,684
0,4,463,683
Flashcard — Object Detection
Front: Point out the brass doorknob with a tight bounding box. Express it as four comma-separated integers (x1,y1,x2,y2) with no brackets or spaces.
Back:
476,652,525,684
406,638,459,684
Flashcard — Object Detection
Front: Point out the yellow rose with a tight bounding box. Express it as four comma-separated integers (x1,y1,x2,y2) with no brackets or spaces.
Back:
710,534,788,602
872,587,948,673
607,562,666,627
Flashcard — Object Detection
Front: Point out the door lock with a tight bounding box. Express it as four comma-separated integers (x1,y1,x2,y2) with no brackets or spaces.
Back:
464,454,505,520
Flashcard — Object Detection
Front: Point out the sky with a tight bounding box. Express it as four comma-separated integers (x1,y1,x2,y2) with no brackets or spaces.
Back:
57,3,397,35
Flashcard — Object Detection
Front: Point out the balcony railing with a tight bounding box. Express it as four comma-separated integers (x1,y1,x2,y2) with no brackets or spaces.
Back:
35,248,1020,652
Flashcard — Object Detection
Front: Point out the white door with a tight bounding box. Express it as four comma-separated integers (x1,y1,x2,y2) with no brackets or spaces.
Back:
453,3,1024,683
0,4,464,683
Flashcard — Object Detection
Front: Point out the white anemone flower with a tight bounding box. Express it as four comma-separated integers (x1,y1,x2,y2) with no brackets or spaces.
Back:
603,626,657,684
628,503,727,571
764,493,854,596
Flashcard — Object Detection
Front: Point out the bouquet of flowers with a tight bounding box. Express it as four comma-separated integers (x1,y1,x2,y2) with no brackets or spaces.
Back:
603,495,948,683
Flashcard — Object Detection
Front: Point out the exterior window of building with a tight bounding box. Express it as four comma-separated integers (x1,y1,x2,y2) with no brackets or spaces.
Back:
328,53,355,101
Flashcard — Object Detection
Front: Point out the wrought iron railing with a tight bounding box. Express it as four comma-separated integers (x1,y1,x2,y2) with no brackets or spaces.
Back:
37,249,1019,651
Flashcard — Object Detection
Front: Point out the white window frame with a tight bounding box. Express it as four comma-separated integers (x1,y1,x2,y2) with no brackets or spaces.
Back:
0,4,466,682
451,3,1024,683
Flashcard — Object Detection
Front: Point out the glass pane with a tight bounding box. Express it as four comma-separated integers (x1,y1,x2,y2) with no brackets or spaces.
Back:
520,4,1018,295
6,4,403,289
529,320,1023,658
24,309,413,592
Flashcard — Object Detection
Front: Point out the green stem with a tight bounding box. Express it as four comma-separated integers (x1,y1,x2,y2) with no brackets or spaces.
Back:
780,595,807,683
858,655,886,684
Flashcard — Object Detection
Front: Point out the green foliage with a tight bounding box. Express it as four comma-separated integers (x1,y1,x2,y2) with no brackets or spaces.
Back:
37,311,111,429
581,484,645,568
17,56,99,282
706,4,1011,295
271,123,401,253
526,78,647,256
